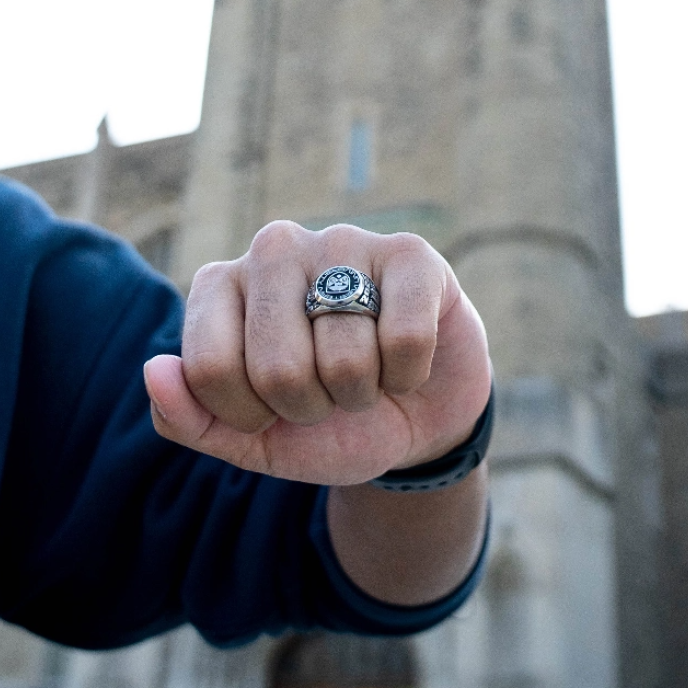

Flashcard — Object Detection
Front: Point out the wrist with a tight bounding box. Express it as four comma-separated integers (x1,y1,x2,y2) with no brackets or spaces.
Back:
369,380,495,493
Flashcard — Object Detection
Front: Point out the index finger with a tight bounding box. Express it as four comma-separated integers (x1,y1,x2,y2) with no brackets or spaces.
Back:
182,261,278,434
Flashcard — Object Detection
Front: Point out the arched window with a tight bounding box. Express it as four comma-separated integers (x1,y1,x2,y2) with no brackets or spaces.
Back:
270,633,418,688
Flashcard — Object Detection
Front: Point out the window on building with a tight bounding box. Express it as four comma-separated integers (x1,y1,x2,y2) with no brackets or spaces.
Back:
510,7,533,43
347,119,372,191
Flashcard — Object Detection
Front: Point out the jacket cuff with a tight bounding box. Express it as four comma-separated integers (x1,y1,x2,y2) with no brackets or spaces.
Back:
308,486,490,635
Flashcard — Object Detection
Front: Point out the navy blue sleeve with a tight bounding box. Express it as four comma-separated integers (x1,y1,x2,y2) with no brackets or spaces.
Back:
0,177,488,650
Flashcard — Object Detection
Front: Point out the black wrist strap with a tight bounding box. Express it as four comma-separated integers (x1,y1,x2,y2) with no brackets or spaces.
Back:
369,382,495,493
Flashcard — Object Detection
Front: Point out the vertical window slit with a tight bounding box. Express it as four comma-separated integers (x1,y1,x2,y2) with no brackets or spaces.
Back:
347,119,371,191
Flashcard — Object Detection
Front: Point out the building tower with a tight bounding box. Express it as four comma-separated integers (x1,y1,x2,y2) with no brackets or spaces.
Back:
176,0,663,686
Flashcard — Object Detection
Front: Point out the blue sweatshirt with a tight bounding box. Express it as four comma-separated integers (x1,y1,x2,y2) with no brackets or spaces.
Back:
0,177,487,650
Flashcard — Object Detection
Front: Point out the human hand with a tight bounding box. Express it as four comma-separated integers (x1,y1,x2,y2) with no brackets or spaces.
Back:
143,222,491,485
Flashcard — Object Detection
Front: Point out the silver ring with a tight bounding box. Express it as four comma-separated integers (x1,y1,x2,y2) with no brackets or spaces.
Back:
306,266,381,320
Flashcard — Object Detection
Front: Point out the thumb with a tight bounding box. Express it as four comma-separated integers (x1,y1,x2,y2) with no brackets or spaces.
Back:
143,354,214,443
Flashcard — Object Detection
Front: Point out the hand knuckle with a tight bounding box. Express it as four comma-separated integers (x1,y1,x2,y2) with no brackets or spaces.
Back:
321,223,365,239
319,355,371,388
184,351,236,395
191,261,229,288
387,328,436,360
250,220,303,257
388,231,430,256
251,359,308,398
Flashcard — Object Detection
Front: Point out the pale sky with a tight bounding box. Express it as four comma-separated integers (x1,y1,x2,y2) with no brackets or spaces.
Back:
0,0,685,317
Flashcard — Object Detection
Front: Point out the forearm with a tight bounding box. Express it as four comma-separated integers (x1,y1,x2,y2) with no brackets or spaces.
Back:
326,462,489,607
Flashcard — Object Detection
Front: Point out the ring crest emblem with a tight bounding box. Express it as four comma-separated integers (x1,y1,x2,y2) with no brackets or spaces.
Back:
325,272,351,295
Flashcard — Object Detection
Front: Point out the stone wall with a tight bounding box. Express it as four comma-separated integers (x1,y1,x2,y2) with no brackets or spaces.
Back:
637,311,688,687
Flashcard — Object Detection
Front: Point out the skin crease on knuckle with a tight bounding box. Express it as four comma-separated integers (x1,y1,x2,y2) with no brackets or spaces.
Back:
380,336,436,395
314,313,380,410
318,344,376,388
318,353,380,411
183,349,238,397
247,356,334,425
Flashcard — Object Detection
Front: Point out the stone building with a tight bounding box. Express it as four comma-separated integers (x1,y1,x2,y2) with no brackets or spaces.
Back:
0,0,679,686
635,311,688,686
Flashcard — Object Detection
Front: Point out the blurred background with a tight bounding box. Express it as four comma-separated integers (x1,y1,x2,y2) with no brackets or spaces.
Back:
1,0,687,686
0,0,686,316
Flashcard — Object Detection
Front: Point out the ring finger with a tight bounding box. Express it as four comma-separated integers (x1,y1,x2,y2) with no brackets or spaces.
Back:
313,309,381,412
307,226,382,411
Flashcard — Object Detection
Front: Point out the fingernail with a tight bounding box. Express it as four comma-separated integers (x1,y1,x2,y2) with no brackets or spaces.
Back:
150,400,168,422
143,360,168,421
